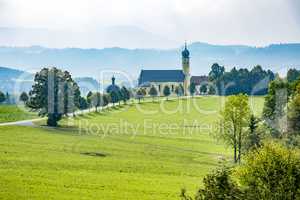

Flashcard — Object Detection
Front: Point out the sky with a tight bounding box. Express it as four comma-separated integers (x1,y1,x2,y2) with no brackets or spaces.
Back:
0,0,300,48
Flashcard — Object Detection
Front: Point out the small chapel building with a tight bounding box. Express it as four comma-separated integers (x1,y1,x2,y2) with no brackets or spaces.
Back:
138,43,191,96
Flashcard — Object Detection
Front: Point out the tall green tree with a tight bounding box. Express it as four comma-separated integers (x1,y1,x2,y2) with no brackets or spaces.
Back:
200,84,207,94
5,92,10,104
163,85,171,100
175,84,184,98
86,91,93,110
219,94,250,163
28,67,79,126
136,88,145,103
120,86,130,104
245,115,261,152
189,82,196,96
263,79,289,136
0,91,5,104
91,92,101,112
287,68,300,83
149,86,158,102
19,92,29,104
287,85,300,133
110,91,119,106
208,63,225,81
78,96,88,113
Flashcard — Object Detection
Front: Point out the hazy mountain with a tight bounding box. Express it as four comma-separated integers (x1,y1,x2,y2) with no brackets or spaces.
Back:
0,66,101,95
0,42,299,80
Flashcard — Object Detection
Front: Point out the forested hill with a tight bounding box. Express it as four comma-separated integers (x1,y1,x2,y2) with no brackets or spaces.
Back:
0,42,299,78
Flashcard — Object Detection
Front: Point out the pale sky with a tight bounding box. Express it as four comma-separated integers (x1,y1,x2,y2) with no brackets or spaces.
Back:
0,0,300,48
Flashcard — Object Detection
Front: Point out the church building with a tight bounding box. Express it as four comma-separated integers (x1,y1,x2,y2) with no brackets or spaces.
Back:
138,43,191,96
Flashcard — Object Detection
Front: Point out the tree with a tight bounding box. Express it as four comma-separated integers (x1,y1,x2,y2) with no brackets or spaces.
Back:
149,86,158,102
28,67,79,126
110,91,119,106
78,96,88,113
163,85,171,100
91,92,101,112
120,86,130,104
195,167,242,200
208,85,216,95
19,92,29,104
262,79,289,136
0,91,5,104
200,84,207,94
136,88,145,103
287,91,300,133
219,94,250,163
244,115,261,152
189,82,196,96
208,63,225,81
62,72,81,116
5,92,10,104
287,68,300,83
175,85,184,99
86,91,93,109
238,143,300,199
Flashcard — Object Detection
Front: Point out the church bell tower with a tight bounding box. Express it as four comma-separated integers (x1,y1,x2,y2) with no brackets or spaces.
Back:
182,42,190,96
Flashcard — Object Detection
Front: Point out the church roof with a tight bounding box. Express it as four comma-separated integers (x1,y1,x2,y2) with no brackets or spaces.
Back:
138,70,185,86
191,76,208,85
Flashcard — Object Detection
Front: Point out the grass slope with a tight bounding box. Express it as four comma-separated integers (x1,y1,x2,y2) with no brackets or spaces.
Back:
0,105,37,123
0,96,264,200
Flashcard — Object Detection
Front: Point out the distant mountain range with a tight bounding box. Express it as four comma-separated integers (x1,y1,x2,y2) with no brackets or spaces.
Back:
0,42,299,80
0,66,99,95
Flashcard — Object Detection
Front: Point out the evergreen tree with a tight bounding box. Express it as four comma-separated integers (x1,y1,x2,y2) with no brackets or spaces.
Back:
120,86,130,104
19,92,29,104
86,91,93,109
110,91,119,106
189,82,196,96
163,85,171,100
149,86,158,102
245,115,261,152
200,84,207,94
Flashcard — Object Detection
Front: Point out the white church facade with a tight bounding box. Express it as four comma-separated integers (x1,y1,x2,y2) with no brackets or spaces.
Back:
138,43,192,96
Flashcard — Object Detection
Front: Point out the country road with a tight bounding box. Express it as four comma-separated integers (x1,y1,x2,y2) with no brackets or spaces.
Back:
0,96,193,127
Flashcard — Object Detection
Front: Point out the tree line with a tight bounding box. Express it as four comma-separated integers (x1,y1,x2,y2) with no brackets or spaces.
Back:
180,68,300,200
19,67,133,126
208,63,275,95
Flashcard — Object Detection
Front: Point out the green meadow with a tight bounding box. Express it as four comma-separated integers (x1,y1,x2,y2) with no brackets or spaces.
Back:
0,96,264,200
0,105,37,123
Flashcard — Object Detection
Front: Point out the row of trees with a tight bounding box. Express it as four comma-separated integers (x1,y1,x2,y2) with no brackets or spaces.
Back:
0,91,15,104
262,68,300,143
181,68,300,199
25,67,133,127
208,63,275,95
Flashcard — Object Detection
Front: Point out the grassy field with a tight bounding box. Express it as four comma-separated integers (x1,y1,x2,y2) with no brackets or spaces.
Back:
0,105,37,123
0,96,265,200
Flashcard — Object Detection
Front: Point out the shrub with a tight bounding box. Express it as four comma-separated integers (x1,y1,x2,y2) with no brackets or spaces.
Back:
237,143,300,200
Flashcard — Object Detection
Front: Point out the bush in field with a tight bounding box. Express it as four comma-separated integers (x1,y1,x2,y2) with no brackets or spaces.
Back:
182,143,300,200
237,143,300,200
195,167,242,200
